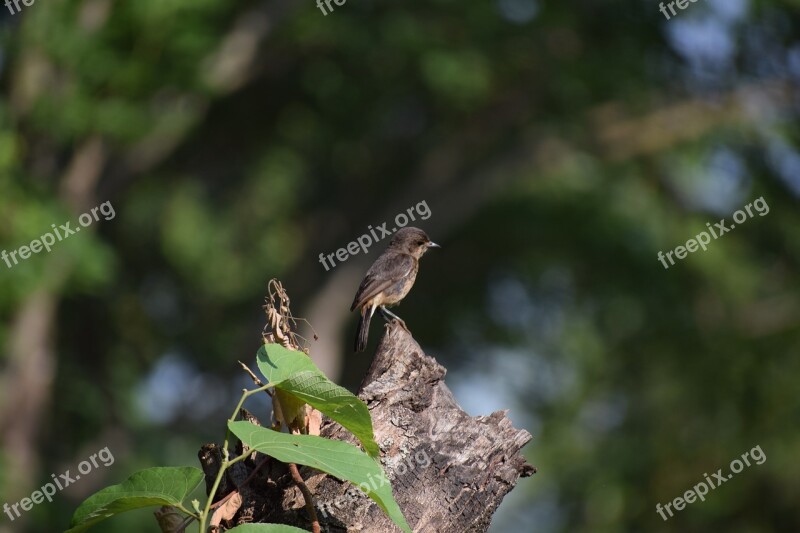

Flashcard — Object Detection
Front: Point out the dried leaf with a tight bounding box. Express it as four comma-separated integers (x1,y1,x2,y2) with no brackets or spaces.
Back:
306,406,322,436
210,491,242,527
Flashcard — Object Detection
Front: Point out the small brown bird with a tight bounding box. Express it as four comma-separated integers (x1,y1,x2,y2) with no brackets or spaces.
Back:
351,227,440,352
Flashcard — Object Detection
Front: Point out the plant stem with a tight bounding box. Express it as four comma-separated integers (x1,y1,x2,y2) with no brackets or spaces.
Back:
197,382,273,532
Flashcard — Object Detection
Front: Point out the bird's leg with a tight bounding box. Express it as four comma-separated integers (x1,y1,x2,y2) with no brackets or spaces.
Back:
379,306,409,331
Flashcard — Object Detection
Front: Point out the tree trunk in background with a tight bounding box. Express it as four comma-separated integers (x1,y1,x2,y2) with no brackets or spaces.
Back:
201,322,535,532
0,287,57,509
0,136,105,527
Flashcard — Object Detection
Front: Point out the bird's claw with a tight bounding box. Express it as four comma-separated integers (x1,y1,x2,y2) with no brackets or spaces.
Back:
393,317,409,331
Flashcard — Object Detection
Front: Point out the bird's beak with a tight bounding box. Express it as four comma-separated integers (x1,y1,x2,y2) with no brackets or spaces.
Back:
427,242,441,249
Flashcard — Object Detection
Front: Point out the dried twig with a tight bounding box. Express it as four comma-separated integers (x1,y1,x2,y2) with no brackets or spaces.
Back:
238,360,273,397
262,278,318,352
288,462,321,533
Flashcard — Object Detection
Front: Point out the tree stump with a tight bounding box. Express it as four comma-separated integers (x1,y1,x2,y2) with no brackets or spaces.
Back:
200,322,535,532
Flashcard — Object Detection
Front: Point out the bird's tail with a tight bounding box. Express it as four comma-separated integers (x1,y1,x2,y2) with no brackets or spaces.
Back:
355,306,372,352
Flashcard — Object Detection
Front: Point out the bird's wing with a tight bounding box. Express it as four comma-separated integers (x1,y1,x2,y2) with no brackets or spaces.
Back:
350,252,414,311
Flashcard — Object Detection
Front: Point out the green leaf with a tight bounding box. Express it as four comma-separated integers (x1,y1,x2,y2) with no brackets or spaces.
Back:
280,370,380,457
226,525,312,532
66,466,204,533
257,344,380,457
229,421,412,533
256,343,317,384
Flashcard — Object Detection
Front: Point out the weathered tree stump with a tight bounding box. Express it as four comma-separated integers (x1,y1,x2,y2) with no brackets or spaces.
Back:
200,322,535,532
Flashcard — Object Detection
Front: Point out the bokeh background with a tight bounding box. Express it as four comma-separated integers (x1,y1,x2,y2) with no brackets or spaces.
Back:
1,0,799,531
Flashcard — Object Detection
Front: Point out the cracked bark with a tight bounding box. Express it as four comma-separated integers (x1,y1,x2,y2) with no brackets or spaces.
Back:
200,322,534,532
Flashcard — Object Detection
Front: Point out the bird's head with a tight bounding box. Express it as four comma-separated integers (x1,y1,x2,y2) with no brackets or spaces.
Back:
391,227,440,258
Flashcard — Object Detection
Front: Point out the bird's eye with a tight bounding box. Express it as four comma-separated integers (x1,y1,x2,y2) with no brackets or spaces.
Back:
418,240,425,246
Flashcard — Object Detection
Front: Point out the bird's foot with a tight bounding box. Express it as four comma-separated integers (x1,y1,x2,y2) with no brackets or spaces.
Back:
379,306,410,331
392,317,409,331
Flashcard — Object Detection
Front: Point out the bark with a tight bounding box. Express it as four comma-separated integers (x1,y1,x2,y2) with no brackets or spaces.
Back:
200,322,535,532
